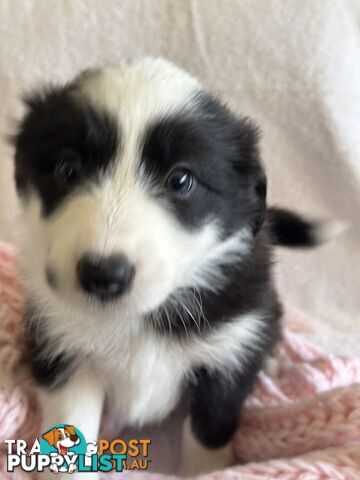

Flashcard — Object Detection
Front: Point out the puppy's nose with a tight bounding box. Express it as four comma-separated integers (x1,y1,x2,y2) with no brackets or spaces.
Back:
77,253,135,300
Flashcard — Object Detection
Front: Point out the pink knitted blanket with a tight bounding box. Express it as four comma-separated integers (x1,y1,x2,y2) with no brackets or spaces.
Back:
0,241,359,480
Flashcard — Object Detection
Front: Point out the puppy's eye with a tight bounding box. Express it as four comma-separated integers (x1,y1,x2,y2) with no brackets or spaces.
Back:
55,150,82,185
166,169,195,196
58,434,63,440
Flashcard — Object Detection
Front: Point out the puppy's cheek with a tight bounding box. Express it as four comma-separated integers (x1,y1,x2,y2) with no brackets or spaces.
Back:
130,256,173,313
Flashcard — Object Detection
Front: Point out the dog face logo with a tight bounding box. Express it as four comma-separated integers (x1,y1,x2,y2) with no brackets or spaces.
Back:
42,425,80,456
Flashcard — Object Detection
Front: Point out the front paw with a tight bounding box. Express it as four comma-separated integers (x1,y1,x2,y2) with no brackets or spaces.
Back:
180,416,233,476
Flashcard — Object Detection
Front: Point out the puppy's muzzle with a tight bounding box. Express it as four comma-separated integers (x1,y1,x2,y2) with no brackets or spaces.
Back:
77,253,135,301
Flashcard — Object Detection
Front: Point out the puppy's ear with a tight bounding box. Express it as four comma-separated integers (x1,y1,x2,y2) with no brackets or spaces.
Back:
65,425,76,436
252,171,267,235
233,118,267,235
42,429,56,446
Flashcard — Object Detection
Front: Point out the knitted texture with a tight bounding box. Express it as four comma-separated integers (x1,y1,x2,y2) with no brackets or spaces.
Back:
0,241,359,480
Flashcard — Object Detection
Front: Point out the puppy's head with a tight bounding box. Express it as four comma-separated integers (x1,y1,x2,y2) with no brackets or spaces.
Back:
13,58,266,324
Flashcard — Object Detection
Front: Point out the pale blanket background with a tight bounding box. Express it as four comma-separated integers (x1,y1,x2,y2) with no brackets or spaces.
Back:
0,0,359,355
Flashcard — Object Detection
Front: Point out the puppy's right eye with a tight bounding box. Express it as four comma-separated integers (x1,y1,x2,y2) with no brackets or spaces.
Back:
55,149,82,185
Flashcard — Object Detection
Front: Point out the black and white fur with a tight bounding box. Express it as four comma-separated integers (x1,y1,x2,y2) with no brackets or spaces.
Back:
12,58,323,478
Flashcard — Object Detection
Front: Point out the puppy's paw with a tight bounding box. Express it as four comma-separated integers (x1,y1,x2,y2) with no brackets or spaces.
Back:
179,416,234,477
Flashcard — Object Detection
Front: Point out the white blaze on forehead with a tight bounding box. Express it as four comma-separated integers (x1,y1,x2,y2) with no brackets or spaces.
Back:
76,57,201,135
75,58,202,194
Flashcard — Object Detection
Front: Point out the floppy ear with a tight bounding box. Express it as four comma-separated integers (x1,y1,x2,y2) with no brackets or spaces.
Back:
231,117,267,235
65,425,76,436
42,429,56,446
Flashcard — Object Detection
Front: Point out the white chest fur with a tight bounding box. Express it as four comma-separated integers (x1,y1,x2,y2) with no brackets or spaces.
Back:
38,297,264,428
93,312,265,427
103,333,189,426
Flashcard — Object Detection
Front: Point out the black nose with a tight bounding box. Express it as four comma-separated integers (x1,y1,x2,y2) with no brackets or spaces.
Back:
77,253,134,300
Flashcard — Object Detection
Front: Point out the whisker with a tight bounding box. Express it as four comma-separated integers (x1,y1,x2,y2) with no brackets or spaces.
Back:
170,295,190,339
193,287,212,333
181,297,201,335
163,303,173,340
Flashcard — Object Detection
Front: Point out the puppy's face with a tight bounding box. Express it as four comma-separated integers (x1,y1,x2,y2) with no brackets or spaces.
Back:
14,58,266,323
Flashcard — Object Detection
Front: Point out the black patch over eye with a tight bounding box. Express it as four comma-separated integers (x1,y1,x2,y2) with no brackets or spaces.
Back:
140,92,263,231
54,149,82,185
13,86,120,216
166,168,195,196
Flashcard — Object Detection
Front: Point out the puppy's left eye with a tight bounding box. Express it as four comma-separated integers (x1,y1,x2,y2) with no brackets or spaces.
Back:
166,169,195,196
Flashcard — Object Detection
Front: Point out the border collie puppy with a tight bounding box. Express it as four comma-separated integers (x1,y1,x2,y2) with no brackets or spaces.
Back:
13,58,322,478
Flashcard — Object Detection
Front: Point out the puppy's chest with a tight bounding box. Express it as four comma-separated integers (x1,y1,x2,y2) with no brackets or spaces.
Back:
90,313,263,427
99,333,192,427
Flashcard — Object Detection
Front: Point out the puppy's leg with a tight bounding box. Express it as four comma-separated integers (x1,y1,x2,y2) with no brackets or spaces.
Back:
180,364,259,476
38,365,104,480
